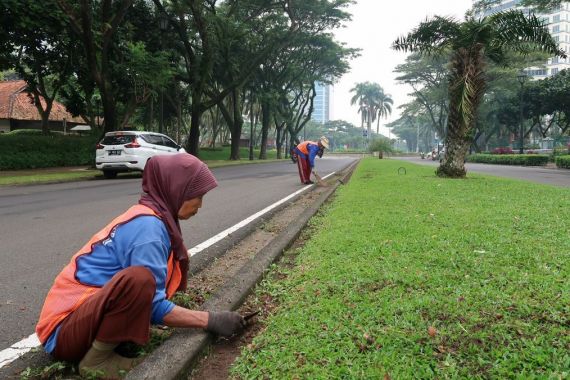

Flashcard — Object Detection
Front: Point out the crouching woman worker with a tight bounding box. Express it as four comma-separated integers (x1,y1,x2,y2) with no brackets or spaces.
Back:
35,154,245,379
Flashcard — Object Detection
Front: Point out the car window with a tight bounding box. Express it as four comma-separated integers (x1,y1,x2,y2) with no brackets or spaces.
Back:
162,136,179,149
141,134,163,146
101,135,135,145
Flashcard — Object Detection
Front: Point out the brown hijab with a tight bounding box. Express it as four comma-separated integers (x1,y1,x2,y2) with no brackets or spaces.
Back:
139,153,218,291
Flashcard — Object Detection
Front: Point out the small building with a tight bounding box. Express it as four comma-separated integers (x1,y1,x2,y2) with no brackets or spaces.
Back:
0,80,85,133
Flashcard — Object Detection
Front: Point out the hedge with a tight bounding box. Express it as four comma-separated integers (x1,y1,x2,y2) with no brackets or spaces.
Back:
555,155,570,169
466,153,549,166
0,132,99,170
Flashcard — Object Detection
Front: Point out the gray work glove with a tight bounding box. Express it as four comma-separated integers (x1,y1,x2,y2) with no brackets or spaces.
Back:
206,311,246,337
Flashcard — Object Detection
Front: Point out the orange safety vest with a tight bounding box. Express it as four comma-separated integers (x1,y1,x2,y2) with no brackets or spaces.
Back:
35,204,182,344
296,141,316,155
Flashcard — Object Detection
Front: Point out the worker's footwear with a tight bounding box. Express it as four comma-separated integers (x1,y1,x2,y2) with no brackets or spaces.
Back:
79,340,138,379
304,180,314,184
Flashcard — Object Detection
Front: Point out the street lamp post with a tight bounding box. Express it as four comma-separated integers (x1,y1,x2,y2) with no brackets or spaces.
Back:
517,70,527,154
158,14,169,134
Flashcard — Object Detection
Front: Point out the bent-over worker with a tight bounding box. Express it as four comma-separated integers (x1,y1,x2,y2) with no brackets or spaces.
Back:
293,136,329,184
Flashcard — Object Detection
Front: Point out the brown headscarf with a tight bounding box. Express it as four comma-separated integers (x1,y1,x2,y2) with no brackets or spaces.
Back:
139,153,218,291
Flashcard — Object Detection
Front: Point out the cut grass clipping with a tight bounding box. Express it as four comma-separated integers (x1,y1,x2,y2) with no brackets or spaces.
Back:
231,158,570,379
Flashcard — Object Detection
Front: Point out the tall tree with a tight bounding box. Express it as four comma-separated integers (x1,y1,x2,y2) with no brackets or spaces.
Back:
55,0,135,133
374,89,393,135
393,10,565,177
0,0,75,134
350,82,391,141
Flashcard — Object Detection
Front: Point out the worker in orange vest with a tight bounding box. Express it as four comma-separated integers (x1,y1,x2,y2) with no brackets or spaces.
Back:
293,136,329,184
36,154,245,378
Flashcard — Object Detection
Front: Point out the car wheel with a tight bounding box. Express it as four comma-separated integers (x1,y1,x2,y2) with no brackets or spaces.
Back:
103,170,118,179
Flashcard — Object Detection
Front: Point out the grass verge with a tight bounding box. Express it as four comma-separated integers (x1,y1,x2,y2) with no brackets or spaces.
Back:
231,158,570,379
0,154,284,186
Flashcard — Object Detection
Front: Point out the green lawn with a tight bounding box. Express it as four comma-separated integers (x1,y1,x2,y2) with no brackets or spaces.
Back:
232,158,570,379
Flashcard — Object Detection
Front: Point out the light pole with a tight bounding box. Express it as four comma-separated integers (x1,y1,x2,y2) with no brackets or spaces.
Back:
517,70,527,154
158,14,169,134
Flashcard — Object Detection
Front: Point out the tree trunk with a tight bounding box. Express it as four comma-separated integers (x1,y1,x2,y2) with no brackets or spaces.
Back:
258,99,271,160
437,47,485,178
230,89,244,161
100,81,117,133
437,136,470,177
187,91,202,156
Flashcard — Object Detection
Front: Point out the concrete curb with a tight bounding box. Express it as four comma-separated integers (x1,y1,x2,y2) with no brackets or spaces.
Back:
126,160,359,380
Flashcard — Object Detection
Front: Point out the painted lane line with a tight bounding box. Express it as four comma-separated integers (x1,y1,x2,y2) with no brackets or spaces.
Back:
188,171,335,256
0,334,40,368
0,171,335,369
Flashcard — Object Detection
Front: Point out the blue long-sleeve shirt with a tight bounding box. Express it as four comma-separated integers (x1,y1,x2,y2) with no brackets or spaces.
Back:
295,142,320,168
44,215,175,353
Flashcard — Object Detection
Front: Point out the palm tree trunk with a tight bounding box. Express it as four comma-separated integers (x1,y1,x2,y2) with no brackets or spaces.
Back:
437,47,485,178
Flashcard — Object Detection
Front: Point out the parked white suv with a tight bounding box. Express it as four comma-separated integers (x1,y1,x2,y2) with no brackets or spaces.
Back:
96,131,185,178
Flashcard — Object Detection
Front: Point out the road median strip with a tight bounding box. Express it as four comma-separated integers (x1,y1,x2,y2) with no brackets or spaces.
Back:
0,161,359,379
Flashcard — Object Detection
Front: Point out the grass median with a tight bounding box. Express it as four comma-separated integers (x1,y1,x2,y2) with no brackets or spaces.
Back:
0,147,283,186
231,158,570,379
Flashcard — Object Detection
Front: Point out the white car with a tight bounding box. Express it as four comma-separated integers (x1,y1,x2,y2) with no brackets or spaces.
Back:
96,131,186,178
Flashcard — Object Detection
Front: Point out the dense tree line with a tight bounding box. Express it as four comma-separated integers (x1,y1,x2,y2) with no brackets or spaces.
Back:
0,0,358,159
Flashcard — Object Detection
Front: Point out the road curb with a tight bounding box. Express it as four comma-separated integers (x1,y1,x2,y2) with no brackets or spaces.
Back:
126,160,359,380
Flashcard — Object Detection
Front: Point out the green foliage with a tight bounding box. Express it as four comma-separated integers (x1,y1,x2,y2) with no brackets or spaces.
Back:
393,10,564,177
231,159,570,378
350,82,393,135
368,137,394,154
466,153,549,166
555,155,570,169
0,133,98,170
20,361,72,380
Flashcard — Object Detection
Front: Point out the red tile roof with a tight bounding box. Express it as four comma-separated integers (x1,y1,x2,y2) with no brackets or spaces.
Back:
0,80,85,123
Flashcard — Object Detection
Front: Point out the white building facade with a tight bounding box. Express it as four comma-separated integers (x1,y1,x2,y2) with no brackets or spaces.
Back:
311,82,331,124
474,0,570,77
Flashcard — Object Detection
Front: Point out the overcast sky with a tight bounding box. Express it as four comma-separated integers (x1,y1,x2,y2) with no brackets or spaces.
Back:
331,0,473,135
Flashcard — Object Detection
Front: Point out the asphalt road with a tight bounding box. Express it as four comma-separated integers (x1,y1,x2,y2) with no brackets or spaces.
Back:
393,156,570,188
0,156,358,351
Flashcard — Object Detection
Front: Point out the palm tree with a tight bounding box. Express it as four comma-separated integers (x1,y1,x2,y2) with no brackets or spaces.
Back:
393,10,565,177
350,82,392,142
373,90,393,135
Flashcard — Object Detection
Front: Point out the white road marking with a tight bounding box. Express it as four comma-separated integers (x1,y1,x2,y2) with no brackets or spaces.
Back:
188,171,335,256
0,171,336,369
0,333,40,368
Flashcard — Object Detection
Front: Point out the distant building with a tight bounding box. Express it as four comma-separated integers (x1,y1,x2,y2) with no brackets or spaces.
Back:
473,0,570,77
0,80,85,133
311,82,331,124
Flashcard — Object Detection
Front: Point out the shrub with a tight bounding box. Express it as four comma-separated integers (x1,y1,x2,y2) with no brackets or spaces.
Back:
466,154,549,166
368,137,394,154
0,133,99,170
555,155,570,169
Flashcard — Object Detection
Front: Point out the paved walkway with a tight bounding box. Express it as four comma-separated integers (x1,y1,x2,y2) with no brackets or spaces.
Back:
393,156,570,188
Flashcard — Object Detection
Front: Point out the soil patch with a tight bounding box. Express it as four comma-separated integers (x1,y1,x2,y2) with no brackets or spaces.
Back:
185,180,331,380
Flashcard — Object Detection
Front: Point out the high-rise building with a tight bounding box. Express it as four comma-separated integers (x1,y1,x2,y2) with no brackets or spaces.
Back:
312,82,331,124
473,0,570,77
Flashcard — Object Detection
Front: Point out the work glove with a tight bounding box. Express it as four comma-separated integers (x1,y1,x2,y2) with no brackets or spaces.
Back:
206,311,246,337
